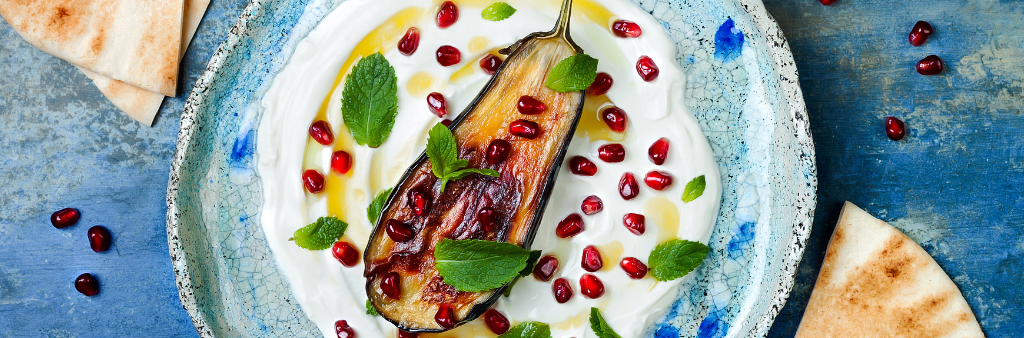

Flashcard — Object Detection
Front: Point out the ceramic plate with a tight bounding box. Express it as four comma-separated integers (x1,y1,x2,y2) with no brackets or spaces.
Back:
166,0,816,337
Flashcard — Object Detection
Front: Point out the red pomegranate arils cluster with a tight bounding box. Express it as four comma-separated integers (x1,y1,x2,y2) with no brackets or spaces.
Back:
87,226,111,253
619,172,639,200
581,245,603,272
398,27,420,56
579,273,605,298
611,20,642,38
620,257,648,279
380,272,401,299
598,143,625,163
581,195,603,215
302,169,325,193
636,56,659,82
552,278,574,303
331,151,352,174
309,120,335,145
484,309,511,334
435,304,456,329
601,107,627,133
623,213,646,235
569,156,597,176
332,241,360,267
335,320,356,338
517,95,546,115
644,170,674,190
436,45,462,67
587,72,613,96
480,54,503,75
532,255,559,281
436,1,459,28
556,213,584,238
427,92,447,117
649,138,669,165
885,117,906,141
51,208,80,229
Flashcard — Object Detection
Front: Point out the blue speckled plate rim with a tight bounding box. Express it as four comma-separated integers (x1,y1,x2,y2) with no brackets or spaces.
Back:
165,0,816,336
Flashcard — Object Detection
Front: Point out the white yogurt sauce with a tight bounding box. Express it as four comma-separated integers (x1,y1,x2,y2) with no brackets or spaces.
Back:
257,0,722,337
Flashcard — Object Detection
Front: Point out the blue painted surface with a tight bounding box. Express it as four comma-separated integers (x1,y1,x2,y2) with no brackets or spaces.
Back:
0,1,1021,338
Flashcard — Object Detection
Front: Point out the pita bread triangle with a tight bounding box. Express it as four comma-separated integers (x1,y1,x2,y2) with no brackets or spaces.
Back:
76,0,210,126
796,202,985,338
0,0,183,96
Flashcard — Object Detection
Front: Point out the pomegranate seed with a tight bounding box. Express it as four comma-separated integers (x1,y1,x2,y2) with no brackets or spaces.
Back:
480,54,503,75
569,156,597,176
75,273,99,296
477,207,497,232
335,320,356,338
436,1,459,28
408,190,431,216
619,257,648,279
87,226,111,253
552,278,574,303
579,273,605,299
908,21,933,46
885,117,906,141
332,241,360,267
601,107,628,133
486,139,511,164
309,120,334,145
441,119,453,127
581,195,603,215
435,304,456,329
556,213,584,238
51,208,80,229
331,151,353,174
380,272,401,299
648,137,669,165
398,27,421,56
427,92,448,117
516,95,546,115
386,219,415,242
436,45,462,66
581,245,603,272
644,171,674,190
532,255,559,281
623,213,646,235
398,331,418,338
611,20,642,38
598,143,625,163
820,0,837,5
484,309,511,334
587,72,613,96
916,55,943,75
302,169,325,193
619,173,639,200
509,119,540,139
636,56,660,82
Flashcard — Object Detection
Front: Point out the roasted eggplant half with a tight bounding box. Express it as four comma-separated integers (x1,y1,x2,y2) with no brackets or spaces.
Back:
363,0,586,332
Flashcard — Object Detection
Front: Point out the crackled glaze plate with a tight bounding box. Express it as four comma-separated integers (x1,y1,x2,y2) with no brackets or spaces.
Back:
166,0,816,337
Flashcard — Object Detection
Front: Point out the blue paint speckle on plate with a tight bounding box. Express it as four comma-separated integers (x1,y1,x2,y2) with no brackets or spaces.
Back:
714,18,744,61
231,128,255,162
655,324,680,338
727,222,756,255
697,309,730,338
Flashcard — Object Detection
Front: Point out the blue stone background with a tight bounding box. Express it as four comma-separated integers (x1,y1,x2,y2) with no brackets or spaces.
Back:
0,0,1021,337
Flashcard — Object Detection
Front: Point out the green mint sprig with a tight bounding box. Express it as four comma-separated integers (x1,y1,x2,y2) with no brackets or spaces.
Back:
648,239,710,281
681,175,706,203
545,54,599,93
367,188,392,224
342,52,398,148
434,239,534,292
482,2,517,21
365,300,379,316
497,321,552,338
589,307,622,338
426,123,499,193
289,216,348,250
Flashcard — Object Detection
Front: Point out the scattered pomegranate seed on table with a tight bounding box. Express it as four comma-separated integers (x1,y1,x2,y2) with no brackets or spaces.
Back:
436,45,462,66
581,245,604,272
398,27,420,56
619,257,649,279
916,55,943,75
331,151,352,174
332,241,360,267
587,72,613,96
619,172,639,200
436,1,459,28
516,95,546,115
636,56,660,82
623,213,646,235
611,20,642,38
408,190,431,216
601,107,628,133
819,0,837,5
552,278,574,303
532,255,559,281
569,156,598,176
579,273,605,299
479,54,503,75
648,137,670,165
556,213,585,238
581,195,603,215
484,309,511,334
477,207,497,232
644,171,674,190
509,119,541,139
87,226,111,253
426,92,448,117
302,169,325,193
908,21,933,46
598,143,625,163
885,117,906,141
385,220,415,242
486,139,511,164
335,320,356,338
75,273,99,296
51,208,80,229
309,120,334,145
435,304,456,329
380,272,402,299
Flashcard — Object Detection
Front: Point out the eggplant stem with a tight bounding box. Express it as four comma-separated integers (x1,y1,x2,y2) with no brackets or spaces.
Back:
552,0,573,39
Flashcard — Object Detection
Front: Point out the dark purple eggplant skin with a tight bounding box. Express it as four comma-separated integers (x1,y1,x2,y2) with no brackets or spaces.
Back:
363,0,587,332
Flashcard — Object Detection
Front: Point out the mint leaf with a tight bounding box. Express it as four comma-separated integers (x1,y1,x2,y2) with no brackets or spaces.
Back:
482,2,516,21
448,168,500,180
545,54,599,93
681,175,707,203
290,217,348,250
365,300,379,316
648,239,710,281
589,308,622,338
519,250,542,277
498,322,552,338
425,123,500,193
434,239,533,292
367,188,392,224
342,52,398,147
